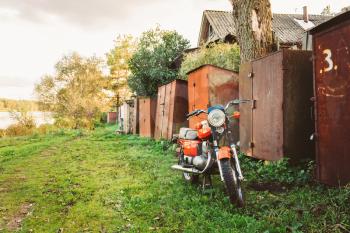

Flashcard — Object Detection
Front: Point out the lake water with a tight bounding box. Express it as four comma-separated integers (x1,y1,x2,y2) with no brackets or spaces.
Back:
0,112,54,129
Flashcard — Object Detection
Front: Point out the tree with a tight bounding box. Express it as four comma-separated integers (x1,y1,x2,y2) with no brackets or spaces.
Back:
128,27,190,96
179,43,240,78
35,53,109,129
106,35,137,105
321,5,332,16
229,0,275,63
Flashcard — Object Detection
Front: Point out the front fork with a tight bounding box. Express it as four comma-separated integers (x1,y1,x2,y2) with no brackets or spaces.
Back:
214,141,244,182
231,144,244,181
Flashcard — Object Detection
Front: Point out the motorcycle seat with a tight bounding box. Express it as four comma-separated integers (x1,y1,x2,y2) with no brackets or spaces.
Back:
179,128,197,140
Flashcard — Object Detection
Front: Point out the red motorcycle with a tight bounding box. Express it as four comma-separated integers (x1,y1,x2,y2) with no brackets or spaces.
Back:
172,99,246,207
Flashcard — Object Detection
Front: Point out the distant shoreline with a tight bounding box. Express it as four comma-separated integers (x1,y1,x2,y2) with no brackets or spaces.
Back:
0,111,54,129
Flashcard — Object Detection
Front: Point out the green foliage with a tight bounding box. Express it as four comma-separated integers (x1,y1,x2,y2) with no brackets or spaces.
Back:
179,43,240,78
128,27,190,96
35,53,109,129
239,155,314,185
321,5,333,16
106,35,137,104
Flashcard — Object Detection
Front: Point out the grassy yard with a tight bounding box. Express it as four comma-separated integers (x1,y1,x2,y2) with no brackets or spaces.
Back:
0,126,349,232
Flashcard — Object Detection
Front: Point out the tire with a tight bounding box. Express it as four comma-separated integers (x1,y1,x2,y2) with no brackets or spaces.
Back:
183,172,199,184
220,158,245,207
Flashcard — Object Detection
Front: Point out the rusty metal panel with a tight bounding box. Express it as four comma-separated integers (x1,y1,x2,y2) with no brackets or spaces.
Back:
239,63,253,156
132,98,139,134
244,50,314,161
155,85,166,139
252,51,284,161
139,97,157,138
170,80,189,139
311,15,350,186
188,66,209,128
167,81,176,139
282,50,314,161
155,80,188,140
187,65,239,129
162,83,172,138
208,66,239,106
138,98,148,137
107,112,117,124
150,97,157,138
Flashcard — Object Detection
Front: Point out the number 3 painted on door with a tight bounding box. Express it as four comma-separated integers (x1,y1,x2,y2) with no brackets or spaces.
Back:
323,49,333,72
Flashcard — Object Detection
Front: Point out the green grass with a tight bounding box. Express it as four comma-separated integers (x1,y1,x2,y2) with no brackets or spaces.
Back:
0,126,349,232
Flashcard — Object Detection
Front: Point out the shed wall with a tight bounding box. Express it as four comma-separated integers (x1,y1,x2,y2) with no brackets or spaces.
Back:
312,18,350,186
155,80,188,140
239,50,314,161
107,112,117,124
132,98,139,134
188,65,239,129
139,97,157,138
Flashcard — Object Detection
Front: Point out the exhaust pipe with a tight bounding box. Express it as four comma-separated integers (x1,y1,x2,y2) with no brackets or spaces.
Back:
172,151,214,175
171,165,201,174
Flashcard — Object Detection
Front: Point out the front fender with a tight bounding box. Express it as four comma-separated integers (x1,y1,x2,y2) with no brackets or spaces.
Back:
217,146,232,160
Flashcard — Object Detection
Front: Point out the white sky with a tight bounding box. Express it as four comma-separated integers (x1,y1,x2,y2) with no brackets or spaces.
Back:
0,0,349,100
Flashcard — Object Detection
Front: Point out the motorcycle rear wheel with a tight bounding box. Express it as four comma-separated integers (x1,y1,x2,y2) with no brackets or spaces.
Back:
220,158,244,207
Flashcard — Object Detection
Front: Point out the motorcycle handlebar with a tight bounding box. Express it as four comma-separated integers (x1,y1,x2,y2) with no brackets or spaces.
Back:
186,109,207,119
224,99,253,110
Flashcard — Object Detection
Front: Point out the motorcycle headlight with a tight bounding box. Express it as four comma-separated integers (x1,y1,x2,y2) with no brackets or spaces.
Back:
208,109,225,127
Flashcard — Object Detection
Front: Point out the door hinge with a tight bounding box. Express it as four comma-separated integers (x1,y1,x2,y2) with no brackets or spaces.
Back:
251,100,256,109
248,72,254,78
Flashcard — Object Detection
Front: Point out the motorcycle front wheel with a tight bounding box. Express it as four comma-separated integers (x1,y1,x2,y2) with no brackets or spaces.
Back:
220,158,244,207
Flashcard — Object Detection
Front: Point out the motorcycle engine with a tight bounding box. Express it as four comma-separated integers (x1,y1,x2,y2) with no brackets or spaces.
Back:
183,141,208,170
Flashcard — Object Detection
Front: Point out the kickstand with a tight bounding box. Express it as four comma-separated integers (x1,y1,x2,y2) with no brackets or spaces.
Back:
201,174,213,193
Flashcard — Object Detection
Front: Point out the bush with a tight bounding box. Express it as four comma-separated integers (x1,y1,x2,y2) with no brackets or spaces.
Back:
0,129,5,138
100,112,107,124
35,124,57,135
179,43,240,79
5,123,34,137
3,111,37,137
54,117,75,129
239,155,314,185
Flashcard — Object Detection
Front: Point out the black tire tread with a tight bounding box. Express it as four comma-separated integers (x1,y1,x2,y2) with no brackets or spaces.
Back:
220,159,244,207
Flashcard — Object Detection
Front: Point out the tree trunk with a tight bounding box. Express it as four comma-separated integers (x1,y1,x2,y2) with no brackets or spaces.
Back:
229,0,275,63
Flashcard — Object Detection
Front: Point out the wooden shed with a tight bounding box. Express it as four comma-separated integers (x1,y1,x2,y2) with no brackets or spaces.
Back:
139,97,157,138
132,98,139,135
154,79,188,140
117,101,135,134
107,112,117,124
310,11,350,186
239,49,315,161
187,64,239,129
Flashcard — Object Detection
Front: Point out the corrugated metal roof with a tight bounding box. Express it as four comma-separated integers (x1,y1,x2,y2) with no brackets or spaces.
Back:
310,10,350,34
200,10,332,45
